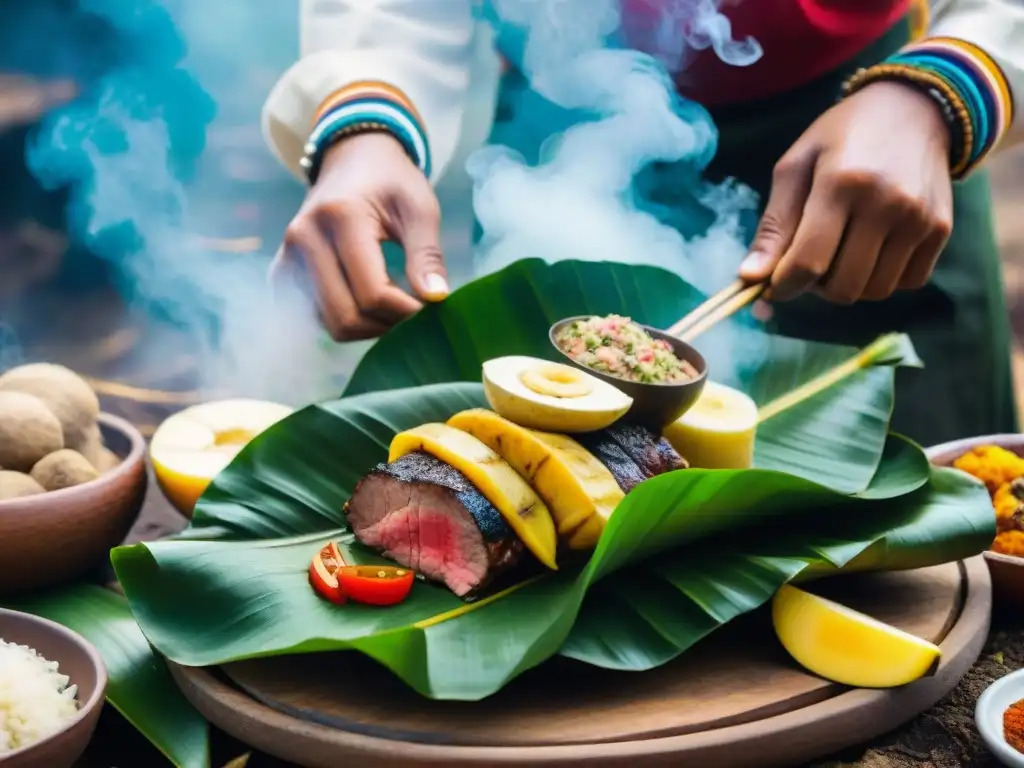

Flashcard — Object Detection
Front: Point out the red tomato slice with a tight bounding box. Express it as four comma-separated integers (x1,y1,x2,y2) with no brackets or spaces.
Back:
308,541,347,604
336,565,415,607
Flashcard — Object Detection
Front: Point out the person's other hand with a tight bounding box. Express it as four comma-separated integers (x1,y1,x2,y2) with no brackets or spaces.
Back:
272,132,447,341
738,81,953,304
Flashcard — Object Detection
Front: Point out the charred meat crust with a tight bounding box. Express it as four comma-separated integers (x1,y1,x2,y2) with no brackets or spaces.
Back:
575,424,687,493
603,423,688,475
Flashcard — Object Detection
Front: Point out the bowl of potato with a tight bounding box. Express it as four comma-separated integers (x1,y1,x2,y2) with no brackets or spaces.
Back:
0,363,147,594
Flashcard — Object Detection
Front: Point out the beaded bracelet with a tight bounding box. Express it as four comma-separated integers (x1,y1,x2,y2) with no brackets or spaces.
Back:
841,63,974,178
301,121,412,186
300,81,431,187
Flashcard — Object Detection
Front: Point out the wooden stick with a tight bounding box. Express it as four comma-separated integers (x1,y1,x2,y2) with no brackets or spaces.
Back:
666,279,747,337
676,282,766,343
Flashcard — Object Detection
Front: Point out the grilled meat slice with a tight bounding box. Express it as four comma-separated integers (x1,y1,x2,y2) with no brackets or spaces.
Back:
344,452,525,597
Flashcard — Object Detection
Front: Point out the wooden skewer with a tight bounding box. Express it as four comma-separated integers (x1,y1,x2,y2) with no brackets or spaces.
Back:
666,279,745,337
666,280,767,343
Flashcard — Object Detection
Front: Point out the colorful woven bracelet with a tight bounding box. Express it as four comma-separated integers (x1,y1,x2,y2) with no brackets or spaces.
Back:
895,37,1014,169
300,80,432,185
842,37,1014,179
842,63,974,177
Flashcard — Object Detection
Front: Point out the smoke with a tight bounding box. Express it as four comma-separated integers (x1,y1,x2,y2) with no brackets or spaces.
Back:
9,0,769,400
470,0,766,385
16,0,339,405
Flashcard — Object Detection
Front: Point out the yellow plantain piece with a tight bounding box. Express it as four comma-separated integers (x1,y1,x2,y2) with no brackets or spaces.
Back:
447,409,623,550
564,513,607,550
388,422,559,569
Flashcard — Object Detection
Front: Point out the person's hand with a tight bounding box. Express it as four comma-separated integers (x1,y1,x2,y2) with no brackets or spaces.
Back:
272,132,447,341
738,81,954,304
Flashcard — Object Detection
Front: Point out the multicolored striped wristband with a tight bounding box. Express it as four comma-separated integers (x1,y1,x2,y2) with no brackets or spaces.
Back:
300,81,432,185
845,37,1014,179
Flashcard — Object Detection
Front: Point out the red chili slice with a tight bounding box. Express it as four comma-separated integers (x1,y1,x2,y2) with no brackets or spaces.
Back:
336,565,415,607
308,541,347,604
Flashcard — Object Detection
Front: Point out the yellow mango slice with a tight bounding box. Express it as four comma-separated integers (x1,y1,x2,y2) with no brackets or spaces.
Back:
772,584,940,688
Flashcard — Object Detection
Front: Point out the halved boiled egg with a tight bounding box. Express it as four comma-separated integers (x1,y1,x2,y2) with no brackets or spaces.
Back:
481,355,632,433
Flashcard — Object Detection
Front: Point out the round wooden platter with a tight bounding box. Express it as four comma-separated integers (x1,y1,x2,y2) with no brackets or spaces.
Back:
170,555,991,768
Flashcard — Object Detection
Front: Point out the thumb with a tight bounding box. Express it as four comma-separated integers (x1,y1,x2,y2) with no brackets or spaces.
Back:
738,152,815,283
399,194,449,302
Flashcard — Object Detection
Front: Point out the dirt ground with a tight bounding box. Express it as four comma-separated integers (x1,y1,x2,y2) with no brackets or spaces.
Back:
811,623,1024,767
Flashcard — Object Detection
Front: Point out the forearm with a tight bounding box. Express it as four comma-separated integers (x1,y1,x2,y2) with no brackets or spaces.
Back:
261,0,476,184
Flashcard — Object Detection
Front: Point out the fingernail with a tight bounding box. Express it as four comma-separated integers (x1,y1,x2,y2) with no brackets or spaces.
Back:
740,250,770,274
423,273,449,301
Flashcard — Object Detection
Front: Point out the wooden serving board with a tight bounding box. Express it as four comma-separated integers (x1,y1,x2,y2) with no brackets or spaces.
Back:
170,556,991,768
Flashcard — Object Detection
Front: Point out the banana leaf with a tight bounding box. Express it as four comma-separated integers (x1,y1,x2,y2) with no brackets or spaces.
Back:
342,259,922,495
3,585,210,768
111,384,991,700
344,259,707,396
561,442,989,669
110,260,991,701
112,439,990,701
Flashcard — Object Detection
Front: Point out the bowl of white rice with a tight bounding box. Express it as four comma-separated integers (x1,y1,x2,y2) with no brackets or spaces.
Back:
0,609,106,768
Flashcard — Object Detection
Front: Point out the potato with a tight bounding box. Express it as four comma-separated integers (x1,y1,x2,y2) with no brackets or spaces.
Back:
31,449,100,491
0,363,100,449
0,392,64,472
0,470,45,500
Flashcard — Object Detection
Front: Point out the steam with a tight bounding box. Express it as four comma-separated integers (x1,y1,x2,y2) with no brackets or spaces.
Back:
0,323,22,373
627,0,763,73
19,0,336,405
471,0,766,384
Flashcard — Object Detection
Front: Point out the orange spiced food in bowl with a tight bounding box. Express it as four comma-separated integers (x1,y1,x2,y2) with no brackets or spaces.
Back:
953,445,1024,556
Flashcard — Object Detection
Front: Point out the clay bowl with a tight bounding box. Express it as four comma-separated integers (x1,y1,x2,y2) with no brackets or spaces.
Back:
549,316,708,429
0,609,107,768
0,413,148,595
927,433,1024,608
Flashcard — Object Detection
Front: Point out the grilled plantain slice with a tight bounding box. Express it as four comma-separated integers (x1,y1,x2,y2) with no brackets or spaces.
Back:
389,422,558,569
447,408,623,550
